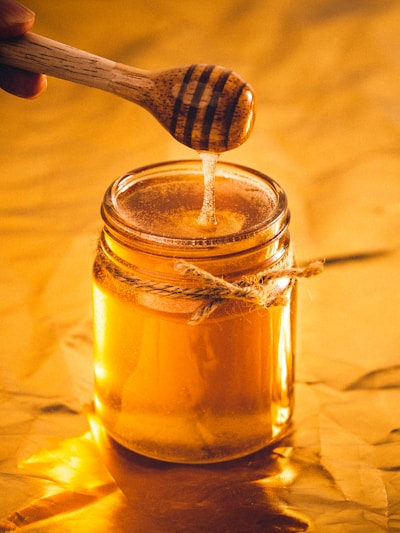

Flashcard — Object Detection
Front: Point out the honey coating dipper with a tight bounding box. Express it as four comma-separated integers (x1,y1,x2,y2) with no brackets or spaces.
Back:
0,32,255,152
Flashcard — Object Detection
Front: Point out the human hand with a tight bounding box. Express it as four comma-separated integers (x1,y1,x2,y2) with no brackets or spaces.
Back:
0,0,46,97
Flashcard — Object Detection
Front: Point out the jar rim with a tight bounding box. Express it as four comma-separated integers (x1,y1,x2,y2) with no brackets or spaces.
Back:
101,160,289,251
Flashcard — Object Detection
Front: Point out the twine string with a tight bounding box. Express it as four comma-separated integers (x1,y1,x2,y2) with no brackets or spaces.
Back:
98,245,323,324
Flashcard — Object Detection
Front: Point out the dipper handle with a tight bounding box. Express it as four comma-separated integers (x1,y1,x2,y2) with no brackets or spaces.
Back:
0,32,255,152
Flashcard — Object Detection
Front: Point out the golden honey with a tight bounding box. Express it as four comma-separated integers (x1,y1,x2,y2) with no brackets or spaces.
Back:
93,160,296,463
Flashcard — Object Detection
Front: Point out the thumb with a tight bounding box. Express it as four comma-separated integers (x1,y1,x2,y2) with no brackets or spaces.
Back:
0,0,35,39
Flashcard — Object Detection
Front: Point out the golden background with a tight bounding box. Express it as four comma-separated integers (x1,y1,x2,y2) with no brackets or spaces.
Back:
0,1,399,531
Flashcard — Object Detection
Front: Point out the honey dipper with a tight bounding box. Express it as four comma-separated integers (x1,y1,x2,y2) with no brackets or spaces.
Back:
0,32,255,152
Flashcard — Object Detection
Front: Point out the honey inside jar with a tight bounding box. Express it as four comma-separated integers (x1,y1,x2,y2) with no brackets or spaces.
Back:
93,160,295,463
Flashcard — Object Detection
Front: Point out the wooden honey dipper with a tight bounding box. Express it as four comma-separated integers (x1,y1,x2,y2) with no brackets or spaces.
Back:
0,32,255,152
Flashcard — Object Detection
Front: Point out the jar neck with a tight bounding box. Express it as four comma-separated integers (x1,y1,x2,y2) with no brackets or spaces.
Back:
99,160,292,280
99,224,292,281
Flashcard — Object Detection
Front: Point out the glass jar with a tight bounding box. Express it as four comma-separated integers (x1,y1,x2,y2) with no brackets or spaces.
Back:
92,160,296,464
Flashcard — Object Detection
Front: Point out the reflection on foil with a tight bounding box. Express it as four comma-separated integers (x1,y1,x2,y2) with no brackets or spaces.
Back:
0,401,399,532
0,414,312,532
89,414,311,532
0,430,116,532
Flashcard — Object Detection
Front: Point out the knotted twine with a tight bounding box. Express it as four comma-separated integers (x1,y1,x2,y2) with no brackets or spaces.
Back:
98,244,324,325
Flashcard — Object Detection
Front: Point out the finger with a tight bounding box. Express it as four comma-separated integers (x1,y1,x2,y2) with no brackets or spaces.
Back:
0,64,47,98
0,0,35,38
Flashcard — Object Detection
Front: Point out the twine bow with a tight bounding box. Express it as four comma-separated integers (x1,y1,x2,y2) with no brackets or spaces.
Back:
175,258,324,324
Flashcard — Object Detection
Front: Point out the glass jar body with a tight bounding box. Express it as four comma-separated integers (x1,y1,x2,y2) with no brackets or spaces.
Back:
92,160,296,464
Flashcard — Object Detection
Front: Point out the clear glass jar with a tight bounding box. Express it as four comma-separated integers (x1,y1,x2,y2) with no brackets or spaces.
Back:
92,160,296,464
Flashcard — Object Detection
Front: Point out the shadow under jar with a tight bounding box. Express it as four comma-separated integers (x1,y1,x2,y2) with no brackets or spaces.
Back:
92,160,296,464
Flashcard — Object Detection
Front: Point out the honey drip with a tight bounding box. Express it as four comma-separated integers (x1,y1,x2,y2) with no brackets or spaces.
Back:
197,152,219,229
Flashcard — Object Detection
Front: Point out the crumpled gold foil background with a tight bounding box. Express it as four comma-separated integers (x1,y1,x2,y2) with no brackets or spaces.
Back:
0,1,399,531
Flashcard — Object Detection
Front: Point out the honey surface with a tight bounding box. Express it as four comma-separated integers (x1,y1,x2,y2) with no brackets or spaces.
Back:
116,172,276,241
